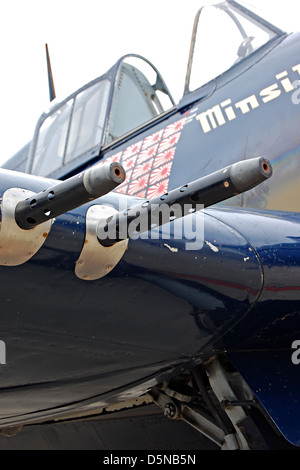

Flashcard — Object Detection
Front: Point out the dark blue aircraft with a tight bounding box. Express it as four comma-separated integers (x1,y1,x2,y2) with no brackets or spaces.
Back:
0,1,300,450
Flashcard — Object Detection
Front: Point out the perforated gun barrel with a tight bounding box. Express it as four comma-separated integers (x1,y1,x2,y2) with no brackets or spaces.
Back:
97,157,272,246
15,162,125,230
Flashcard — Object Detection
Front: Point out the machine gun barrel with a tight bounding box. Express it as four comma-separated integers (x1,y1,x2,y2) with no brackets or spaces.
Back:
97,157,272,246
15,162,125,230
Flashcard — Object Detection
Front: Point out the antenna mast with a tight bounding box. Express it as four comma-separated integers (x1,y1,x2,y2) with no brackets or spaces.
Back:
45,43,56,102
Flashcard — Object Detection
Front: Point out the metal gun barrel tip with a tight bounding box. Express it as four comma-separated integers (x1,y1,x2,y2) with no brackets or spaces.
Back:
259,158,272,177
110,162,126,184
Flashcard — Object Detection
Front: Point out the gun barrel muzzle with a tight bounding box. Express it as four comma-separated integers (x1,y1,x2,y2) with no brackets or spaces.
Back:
97,157,272,246
15,162,125,230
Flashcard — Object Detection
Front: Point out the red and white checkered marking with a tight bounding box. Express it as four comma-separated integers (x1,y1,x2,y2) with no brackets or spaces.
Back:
146,180,169,199
128,175,149,195
136,144,159,164
122,156,137,172
122,141,143,160
132,160,153,180
158,132,181,153
106,116,188,197
141,130,164,150
149,161,172,186
163,118,186,138
152,148,175,169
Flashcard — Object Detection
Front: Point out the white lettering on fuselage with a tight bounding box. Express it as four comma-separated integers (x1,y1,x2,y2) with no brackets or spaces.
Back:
196,63,300,133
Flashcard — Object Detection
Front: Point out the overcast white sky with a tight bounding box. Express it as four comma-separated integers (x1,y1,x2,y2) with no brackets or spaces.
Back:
0,0,299,165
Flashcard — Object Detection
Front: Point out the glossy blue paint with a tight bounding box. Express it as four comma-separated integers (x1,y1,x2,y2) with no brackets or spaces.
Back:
228,350,300,447
1,166,299,434
210,207,300,446
0,2,299,446
0,170,263,417
210,207,300,350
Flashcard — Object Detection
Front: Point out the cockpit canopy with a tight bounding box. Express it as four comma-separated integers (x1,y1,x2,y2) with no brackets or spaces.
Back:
27,55,175,178
24,1,283,179
184,0,282,93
